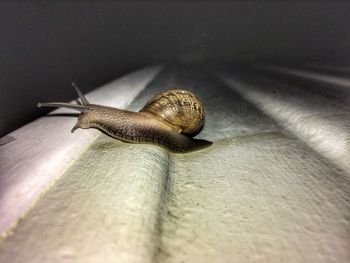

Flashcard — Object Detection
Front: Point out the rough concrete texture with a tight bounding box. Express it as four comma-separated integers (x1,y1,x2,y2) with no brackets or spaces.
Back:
0,66,349,262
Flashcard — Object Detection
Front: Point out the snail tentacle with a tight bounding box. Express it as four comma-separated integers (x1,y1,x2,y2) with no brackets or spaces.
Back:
37,102,89,112
72,83,90,105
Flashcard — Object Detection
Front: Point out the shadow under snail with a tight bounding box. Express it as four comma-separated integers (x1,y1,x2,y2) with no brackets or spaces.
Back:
37,86,212,153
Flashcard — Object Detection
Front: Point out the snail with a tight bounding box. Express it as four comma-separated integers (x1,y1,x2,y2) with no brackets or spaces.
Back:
37,86,212,153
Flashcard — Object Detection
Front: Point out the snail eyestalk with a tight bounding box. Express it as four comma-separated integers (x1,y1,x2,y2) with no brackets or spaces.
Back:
72,83,89,105
37,102,88,112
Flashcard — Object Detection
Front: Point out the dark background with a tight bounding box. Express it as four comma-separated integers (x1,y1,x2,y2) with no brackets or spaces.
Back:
1,1,350,137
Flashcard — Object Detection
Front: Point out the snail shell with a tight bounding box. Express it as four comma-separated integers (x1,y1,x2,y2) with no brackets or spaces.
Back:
140,89,205,135
37,87,212,153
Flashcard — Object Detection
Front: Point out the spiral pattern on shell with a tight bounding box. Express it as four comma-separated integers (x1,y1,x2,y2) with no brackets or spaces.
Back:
140,89,205,136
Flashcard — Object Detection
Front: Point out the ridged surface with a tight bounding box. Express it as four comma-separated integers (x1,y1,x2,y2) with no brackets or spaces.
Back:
217,66,350,175
0,65,163,236
0,66,349,263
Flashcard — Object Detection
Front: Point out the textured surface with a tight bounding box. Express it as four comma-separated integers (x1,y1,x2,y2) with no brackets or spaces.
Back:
218,67,350,175
0,66,349,262
0,66,162,235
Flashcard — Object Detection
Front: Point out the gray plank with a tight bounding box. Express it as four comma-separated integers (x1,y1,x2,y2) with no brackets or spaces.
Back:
0,66,162,236
158,68,350,263
218,68,350,175
0,67,349,263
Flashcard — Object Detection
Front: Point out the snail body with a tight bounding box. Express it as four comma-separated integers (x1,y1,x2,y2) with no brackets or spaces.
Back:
38,87,212,153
